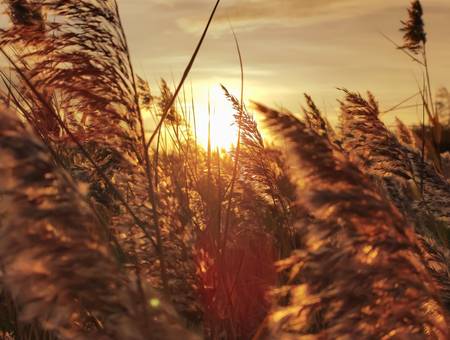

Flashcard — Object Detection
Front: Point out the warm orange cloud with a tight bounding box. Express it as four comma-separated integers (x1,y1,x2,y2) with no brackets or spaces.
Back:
177,0,449,32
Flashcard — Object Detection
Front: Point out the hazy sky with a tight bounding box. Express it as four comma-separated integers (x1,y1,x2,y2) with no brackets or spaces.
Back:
121,1,449,125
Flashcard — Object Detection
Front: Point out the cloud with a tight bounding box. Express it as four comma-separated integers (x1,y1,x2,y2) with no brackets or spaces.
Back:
176,0,450,34
177,0,385,33
218,0,370,22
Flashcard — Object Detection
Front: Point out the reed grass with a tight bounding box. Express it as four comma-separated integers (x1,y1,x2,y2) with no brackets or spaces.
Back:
0,0,450,339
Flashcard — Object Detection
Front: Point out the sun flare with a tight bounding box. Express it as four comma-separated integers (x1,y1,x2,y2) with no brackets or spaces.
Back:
194,85,239,151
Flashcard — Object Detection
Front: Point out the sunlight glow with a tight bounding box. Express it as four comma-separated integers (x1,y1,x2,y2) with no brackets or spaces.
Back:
194,85,239,151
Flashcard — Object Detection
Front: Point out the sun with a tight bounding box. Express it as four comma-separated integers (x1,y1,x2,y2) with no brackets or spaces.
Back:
194,85,239,151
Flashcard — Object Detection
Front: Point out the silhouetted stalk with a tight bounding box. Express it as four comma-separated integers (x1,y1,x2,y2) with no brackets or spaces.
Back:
421,47,443,170
217,147,222,235
381,91,420,115
423,48,435,118
75,0,169,292
222,31,244,252
146,0,221,150
422,86,426,194
190,84,199,175
134,80,169,293
397,1,441,171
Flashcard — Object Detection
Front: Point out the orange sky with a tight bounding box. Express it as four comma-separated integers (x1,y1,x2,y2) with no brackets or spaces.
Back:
119,1,449,126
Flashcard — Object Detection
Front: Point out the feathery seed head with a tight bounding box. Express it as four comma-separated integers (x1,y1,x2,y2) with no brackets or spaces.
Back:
400,0,427,54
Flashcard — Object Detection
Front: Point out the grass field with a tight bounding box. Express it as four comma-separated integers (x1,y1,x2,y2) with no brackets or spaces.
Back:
0,1,450,339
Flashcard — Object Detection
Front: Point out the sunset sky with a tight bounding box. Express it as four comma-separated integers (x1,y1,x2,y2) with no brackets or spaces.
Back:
120,0,450,127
